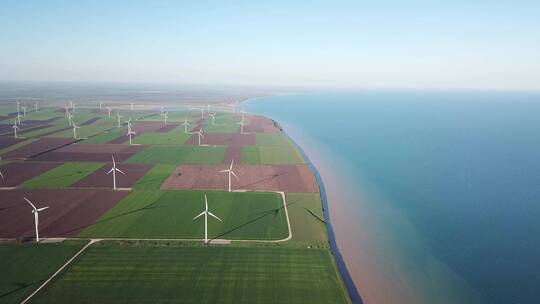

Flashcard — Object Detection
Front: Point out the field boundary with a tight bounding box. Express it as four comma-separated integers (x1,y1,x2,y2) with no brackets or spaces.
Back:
20,239,102,304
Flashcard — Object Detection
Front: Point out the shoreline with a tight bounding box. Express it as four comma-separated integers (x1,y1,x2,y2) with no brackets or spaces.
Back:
276,121,364,304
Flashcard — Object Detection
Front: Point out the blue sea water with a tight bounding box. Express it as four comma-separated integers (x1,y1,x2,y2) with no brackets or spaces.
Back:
246,91,540,304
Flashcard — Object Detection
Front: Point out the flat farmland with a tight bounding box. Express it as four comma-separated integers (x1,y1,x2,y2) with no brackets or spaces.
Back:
132,130,191,145
0,241,85,304
161,164,318,193
0,162,62,187
0,189,129,239
29,244,349,304
185,132,255,146
133,164,176,190
71,163,152,189
33,144,145,162
22,162,103,189
79,129,126,144
285,193,328,244
127,145,226,165
1,137,76,159
79,190,289,240
242,145,305,165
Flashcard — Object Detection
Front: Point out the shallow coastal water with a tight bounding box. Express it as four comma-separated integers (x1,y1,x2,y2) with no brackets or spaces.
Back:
246,91,540,304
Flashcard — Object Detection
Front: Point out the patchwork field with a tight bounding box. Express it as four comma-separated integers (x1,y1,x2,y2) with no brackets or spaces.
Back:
127,145,226,165
161,164,318,193
22,162,104,189
80,190,289,240
28,243,349,304
0,241,85,304
0,104,351,303
0,189,129,238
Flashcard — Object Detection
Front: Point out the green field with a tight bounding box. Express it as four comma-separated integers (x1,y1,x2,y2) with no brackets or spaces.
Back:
127,145,226,165
285,193,328,245
0,241,84,304
133,164,176,190
242,145,305,165
30,243,349,304
79,190,289,240
132,130,190,145
22,162,103,189
79,128,126,144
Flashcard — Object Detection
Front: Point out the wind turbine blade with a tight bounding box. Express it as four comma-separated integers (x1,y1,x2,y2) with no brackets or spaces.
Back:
219,169,229,173
208,212,223,222
37,206,49,212
111,156,116,167
115,168,126,175
107,168,114,174
0,171,4,179
23,197,38,210
193,211,205,220
231,171,239,180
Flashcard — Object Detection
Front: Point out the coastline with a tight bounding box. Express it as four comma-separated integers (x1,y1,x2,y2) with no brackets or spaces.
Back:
276,121,363,304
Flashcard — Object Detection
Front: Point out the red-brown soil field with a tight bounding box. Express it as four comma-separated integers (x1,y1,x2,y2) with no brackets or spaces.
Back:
2,137,76,159
161,164,318,193
0,162,62,187
33,144,145,162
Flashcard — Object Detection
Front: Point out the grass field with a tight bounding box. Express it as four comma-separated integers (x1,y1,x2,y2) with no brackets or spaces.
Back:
30,243,349,304
242,145,305,165
127,145,226,165
79,190,289,240
203,113,239,133
255,134,293,146
133,164,176,190
79,128,125,144
132,130,191,145
22,162,104,188
285,193,328,245
0,241,84,304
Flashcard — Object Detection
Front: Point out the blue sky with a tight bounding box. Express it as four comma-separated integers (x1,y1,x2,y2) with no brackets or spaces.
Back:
1,1,539,89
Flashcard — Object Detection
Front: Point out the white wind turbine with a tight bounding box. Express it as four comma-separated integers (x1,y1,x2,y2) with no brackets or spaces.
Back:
99,101,103,110
107,156,125,190
209,113,216,126
16,101,20,114
16,112,22,125
206,104,210,114
193,194,223,244
160,107,165,118
67,112,73,126
162,111,168,125
64,106,70,118
130,102,134,111
0,156,4,180
127,123,136,145
23,197,49,243
70,100,76,113
22,106,27,117
237,120,247,134
72,121,80,139
107,107,112,118
12,120,20,138
116,112,123,128
181,114,191,133
191,107,204,119
34,102,39,112
219,159,239,192
192,127,204,146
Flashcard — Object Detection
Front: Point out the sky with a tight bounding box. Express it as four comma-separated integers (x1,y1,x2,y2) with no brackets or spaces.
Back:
0,0,539,90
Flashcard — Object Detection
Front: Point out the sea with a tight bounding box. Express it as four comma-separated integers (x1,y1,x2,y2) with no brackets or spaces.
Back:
245,90,540,304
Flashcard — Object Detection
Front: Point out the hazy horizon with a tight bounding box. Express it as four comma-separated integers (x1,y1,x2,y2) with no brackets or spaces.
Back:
1,1,539,90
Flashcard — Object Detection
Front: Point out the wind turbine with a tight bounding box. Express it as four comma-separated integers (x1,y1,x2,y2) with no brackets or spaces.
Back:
99,101,103,110
23,197,49,243
116,112,123,128
181,115,190,133
16,112,22,125
107,107,112,118
219,159,239,192
12,120,20,138
162,111,168,125
21,106,27,117
70,100,76,113
0,157,4,180
16,101,20,114
72,121,80,139
209,113,216,126
192,127,204,146
67,112,73,126
64,106,70,118
193,194,223,244
206,104,210,114
191,107,204,119
127,123,136,145
240,110,246,123
34,102,39,112
107,156,125,190
160,107,165,118
237,120,246,134
130,102,134,111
